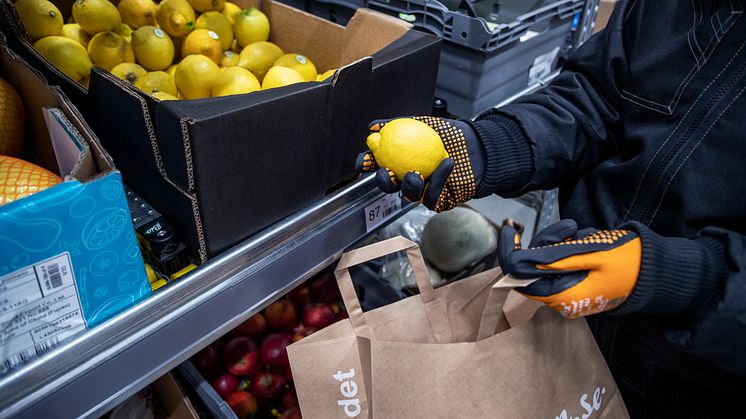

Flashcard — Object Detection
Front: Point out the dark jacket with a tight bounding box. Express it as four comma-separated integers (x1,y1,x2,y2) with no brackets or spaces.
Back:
470,0,746,415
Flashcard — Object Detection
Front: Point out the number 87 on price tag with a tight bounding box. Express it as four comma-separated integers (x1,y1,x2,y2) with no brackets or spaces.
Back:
364,193,403,232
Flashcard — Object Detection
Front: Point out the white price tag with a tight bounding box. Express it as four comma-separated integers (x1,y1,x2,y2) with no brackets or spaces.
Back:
528,46,560,86
0,253,85,374
364,194,402,232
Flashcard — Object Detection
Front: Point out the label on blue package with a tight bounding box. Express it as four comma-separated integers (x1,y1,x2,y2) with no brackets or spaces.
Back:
365,193,402,233
0,252,85,374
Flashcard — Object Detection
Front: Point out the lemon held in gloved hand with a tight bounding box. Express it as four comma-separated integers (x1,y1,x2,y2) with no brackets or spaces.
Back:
357,116,486,212
365,118,448,181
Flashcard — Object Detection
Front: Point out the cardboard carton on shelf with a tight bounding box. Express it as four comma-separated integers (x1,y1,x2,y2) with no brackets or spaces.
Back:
0,36,150,372
0,0,441,262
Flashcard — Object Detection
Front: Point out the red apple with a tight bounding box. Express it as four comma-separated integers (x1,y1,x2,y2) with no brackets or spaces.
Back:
292,325,317,343
224,337,259,376
264,300,298,332
287,284,312,307
280,406,302,419
281,386,299,409
226,390,258,418
191,345,222,380
250,371,285,402
261,333,291,368
212,373,240,399
302,304,335,330
233,313,266,339
285,365,294,383
311,273,341,303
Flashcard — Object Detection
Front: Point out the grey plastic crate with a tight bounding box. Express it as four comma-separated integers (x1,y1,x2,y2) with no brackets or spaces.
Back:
367,0,583,52
177,361,237,419
436,15,575,117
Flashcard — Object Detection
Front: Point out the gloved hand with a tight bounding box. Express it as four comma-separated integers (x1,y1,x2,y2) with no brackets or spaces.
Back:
498,219,642,318
354,116,485,212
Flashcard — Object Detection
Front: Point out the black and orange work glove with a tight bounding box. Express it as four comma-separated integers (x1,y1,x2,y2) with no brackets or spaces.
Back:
354,116,485,212
498,219,642,318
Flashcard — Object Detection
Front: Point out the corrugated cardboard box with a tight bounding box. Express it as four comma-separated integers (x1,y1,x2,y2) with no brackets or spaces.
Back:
0,0,441,262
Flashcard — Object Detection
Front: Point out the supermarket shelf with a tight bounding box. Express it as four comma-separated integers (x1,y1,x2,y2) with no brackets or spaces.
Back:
0,175,410,418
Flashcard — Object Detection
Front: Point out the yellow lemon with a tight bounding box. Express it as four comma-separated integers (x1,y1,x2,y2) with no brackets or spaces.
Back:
233,7,269,47
316,68,335,81
134,71,178,96
72,0,122,35
131,26,175,71
181,29,223,64
273,53,316,81
196,11,233,50
111,62,147,83
174,54,220,99
220,50,239,67
166,64,177,77
237,41,282,81
87,31,135,71
222,1,240,24
0,156,62,205
14,0,63,41
366,118,448,181
117,23,134,42
212,66,260,96
261,65,304,89
156,0,195,38
34,36,93,85
117,0,157,29
0,78,25,156
151,91,178,100
187,0,224,13
61,23,91,48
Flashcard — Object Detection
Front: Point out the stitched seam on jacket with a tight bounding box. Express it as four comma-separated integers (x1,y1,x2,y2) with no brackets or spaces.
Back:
649,83,746,222
621,38,746,223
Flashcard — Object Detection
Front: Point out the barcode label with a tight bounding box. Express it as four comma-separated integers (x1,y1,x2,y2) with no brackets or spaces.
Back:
0,252,84,374
47,263,62,289
364,193,403,232
1,337,60,374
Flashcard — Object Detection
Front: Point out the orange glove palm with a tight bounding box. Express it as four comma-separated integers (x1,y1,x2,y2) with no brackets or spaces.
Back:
498,220,642,318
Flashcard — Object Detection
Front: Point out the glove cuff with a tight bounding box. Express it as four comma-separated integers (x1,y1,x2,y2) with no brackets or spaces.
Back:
614,223,726,317
467,114,533,198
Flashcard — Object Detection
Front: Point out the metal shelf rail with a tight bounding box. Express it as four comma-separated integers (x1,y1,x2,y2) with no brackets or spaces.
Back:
0,176,409,418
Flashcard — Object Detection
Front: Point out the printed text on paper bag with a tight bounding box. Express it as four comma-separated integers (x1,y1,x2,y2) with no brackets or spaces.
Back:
557,386,606,419
334,368,361,417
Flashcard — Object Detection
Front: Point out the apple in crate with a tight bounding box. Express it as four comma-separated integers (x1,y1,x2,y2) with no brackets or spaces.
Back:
232,313,266,339
212,373,240,399
281,386,299,409
260,333,291,368
250,371,285,403
280,406,302,419
311,273,341,303
292,325,316,343
223,337,259,376
226,390,258,419
264,300,297,332
191,345,222,380
287,284,311,307
302,304,335,329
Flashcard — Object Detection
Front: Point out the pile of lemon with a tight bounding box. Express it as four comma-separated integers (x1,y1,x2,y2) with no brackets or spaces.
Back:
14,0,336,100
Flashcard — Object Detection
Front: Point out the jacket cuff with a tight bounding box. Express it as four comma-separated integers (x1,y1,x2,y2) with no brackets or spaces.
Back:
614,222,726,317
466,113,533,197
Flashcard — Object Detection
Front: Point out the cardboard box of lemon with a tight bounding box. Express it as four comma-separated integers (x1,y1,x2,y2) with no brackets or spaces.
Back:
0,35,150,368
0,0,440,262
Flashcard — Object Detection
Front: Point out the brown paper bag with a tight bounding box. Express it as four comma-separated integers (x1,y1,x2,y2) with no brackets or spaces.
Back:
287,237,629,418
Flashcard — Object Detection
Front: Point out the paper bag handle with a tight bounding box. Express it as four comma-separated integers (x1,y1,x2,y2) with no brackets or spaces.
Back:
476,276,538,340
335,236,437,336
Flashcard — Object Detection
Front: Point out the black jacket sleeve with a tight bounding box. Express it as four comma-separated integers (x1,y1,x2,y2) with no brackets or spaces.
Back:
616,222,746,377
471,1,630,198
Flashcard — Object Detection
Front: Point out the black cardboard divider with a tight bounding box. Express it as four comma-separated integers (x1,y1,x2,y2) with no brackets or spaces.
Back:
1,0,441,262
